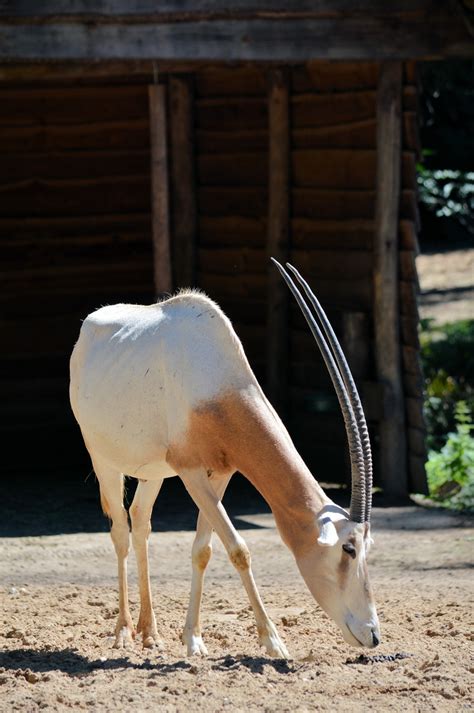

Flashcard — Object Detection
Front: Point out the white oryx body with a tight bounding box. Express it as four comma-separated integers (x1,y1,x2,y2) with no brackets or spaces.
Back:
70,279,380,657
70,293,256,482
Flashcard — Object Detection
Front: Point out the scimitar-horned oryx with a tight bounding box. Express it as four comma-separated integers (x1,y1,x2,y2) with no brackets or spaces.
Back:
70,261,380,658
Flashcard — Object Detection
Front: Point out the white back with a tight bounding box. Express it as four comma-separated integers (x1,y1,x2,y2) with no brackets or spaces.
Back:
70,291,257,479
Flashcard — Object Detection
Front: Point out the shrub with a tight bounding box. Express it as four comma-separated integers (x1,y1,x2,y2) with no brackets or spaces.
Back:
420,319,474,450
426,402,474,512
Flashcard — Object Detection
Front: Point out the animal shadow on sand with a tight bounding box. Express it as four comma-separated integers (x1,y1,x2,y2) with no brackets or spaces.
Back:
0,649,295,677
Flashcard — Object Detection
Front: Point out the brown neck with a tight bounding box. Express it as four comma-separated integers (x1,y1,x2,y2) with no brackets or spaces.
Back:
228,391,331,556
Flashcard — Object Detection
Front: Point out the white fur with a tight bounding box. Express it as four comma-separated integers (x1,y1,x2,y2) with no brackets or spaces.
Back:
70,293,253,479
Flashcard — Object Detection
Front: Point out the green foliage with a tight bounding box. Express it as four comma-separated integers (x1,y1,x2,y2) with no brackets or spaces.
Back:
421,319,474,451
426,402,474,512
417,167,474,235
418,61,474,239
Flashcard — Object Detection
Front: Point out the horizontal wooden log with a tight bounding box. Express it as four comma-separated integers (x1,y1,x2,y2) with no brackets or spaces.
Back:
198,186,417,220
198,216,379,251
197,128,267,153
0,85,148,126
199,187,418,222
0,175,151,216
0,149,150,183
292,218,374,250
0,212,150,239
196,66,266,97
0,2,437,20
198,246,372,278
198,215,267,247
199,187,267,217
291,61,378,92
292,91,375,128
292,149,415,189
293,119,376,150
198,272,265,300
1,289,153,321
3,232,152,269
0,15,471,61
198,152,267,186
293,188,375,219
199,272,372,308
198,246,265,274
0,119,150,153
1,258,154,296
196,97,267,130
289,248,372,279
197,149,416,190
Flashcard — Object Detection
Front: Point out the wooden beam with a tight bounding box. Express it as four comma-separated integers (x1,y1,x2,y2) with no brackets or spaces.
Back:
169,75,197,289
0,12,472,63
148,84,172,296
0,1,437,18
266,68,290,413
373,61,407,496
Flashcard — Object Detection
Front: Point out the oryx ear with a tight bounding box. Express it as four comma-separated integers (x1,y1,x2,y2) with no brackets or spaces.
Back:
317,515,340,547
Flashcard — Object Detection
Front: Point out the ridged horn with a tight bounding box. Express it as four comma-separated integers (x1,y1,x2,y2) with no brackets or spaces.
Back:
285,262,373,523
271,258,366,523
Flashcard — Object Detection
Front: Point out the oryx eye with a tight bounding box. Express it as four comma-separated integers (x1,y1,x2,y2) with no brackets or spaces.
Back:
342,543,356,559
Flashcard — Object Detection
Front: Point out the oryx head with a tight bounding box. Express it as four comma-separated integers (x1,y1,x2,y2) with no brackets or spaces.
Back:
273,260,380,649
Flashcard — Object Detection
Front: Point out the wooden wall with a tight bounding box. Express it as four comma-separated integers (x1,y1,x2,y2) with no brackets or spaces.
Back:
192,61,425,488
0,83,155,469
0,61,426,490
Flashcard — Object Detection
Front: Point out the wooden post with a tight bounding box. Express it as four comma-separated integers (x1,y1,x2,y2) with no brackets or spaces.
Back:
266,68,290,413
169,75,197,288
373,61,407,496
148,83,172,296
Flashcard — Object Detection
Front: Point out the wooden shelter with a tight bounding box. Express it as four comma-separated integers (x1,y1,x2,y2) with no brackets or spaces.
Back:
1,2,473,494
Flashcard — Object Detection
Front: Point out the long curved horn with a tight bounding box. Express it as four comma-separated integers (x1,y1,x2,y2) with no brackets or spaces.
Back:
271,258,366,523
285,262,373,523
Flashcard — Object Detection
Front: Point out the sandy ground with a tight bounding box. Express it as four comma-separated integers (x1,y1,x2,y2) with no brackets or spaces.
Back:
1,241,472,712
417,247,473,324
1,498,473,713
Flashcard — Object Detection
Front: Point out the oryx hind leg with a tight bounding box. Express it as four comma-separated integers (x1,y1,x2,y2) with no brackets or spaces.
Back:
181,468,289,659
91,455,134,649
129,478,163,649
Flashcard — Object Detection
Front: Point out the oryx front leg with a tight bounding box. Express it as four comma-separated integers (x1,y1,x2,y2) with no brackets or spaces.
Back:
182,469,289,659
183,474,231,657
129,478,163,649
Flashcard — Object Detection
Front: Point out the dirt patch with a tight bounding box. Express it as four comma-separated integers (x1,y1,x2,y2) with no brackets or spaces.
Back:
1,506,473,712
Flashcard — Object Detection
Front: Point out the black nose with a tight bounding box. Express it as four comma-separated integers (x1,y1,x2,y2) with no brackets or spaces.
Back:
372,630,380,647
